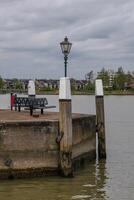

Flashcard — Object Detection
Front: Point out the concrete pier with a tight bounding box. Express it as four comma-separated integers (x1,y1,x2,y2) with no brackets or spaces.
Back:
0,110,96,179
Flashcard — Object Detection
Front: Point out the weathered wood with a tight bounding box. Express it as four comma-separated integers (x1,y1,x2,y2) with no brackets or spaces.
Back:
41,108,43,114
10,93,13,111
59,100,73,177
96,96,106,159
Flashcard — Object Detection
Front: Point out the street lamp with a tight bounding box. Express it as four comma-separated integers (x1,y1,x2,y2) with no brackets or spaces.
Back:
60,36,72,77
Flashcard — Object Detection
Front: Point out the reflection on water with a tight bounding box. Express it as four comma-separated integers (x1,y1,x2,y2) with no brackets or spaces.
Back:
0,160,108,200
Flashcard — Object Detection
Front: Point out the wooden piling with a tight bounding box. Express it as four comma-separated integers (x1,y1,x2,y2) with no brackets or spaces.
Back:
10,93,14,111
14,94,17,111
59,77,73,177
95,79,106,159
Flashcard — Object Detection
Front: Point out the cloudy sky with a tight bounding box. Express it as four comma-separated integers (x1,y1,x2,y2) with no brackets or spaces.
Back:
0,0,134,79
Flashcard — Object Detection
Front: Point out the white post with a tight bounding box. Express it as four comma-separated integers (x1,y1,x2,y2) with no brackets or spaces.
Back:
95,79,106,159
28,80,36,98
28,80,36,115
59,77,73,177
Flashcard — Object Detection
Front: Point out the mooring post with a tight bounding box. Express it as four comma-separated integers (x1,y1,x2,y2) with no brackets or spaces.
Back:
59,77,73,177
10,93,14,111
28,80,35,116
95,79,106,159
28,80,36,98
14,94,17,111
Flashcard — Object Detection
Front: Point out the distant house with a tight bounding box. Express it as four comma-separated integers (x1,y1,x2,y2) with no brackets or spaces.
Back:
71,79,87,90
125,82,134,90
35,79,59,90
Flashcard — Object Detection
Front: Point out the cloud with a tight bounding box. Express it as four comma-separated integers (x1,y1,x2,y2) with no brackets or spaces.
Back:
0,0,134,78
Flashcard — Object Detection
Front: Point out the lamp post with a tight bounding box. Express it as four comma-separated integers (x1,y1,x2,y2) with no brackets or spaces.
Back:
59,36,73,176
60,36,72,77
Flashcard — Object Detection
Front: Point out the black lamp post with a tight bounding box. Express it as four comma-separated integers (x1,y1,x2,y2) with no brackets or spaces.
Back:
60,36,72,77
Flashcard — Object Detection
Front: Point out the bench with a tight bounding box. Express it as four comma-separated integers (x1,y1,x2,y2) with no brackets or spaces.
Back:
14,96,56,115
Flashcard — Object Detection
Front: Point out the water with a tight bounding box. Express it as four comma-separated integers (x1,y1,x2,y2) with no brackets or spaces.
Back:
0,94,134,200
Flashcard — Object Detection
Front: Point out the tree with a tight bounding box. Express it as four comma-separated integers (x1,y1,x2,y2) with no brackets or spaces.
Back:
97,68,110,87
85,70,94,83
12,79,23,90
125,71,134,84
0,76,4,89
114,67,126,90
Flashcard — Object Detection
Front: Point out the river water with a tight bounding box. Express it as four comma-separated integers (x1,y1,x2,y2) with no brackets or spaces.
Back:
0,94,134,200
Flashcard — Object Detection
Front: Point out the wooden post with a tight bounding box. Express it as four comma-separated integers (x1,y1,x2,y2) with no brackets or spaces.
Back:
59,77,73,177
30,108,33,116
41,108,43,115
10,93,14,111
14,94,17,111
95,79,106,159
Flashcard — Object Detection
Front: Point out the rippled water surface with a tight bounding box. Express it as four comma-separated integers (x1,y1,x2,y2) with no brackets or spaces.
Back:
0,95,134,200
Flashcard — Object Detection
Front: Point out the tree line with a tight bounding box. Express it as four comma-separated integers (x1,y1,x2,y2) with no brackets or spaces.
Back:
85,67,134,91
1,67,134,92
0,77,24,90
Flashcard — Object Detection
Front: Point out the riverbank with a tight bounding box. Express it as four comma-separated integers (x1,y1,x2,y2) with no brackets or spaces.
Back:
25,90,134,96
1,89,134,95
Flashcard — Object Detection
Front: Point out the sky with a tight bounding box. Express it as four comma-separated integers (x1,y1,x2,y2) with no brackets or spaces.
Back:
0,0,134,79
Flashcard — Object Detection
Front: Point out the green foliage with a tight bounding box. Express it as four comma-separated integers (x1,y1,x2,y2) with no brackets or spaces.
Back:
114,67,127,90
84,83,95,91
88,67,134,91
0,76,4,89
97,68,110,87
12,79,23,90
85,70,94,83
1,67,134,94
125,71,134,84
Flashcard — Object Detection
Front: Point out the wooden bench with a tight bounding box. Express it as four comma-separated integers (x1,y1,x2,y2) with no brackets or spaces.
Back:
14,96,56,115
